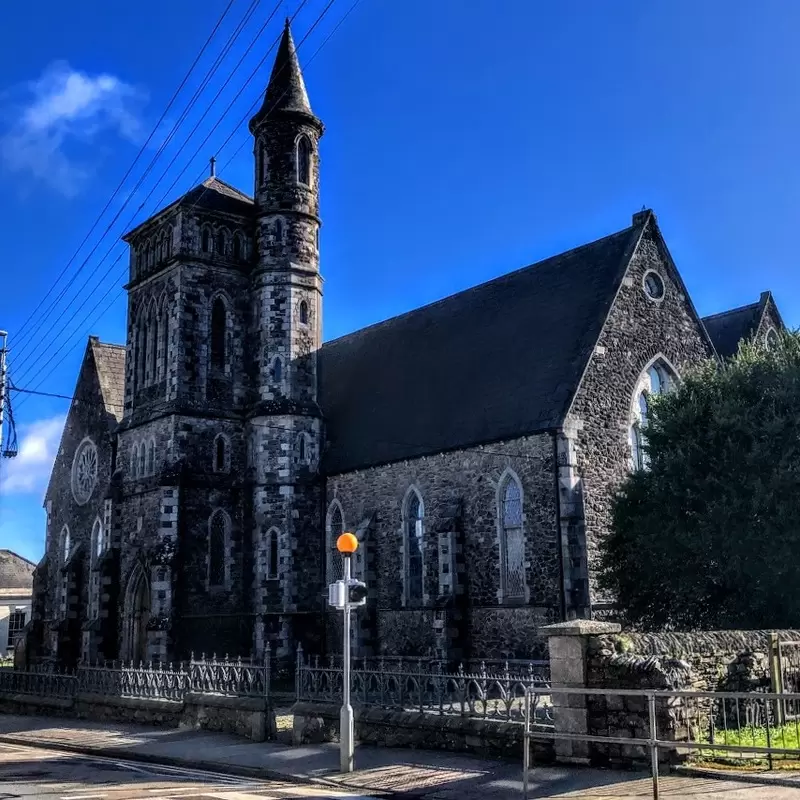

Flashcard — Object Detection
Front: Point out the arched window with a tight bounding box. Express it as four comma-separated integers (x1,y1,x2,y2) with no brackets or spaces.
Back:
404,489,424,604
208,510,228,588
296,136,311,185
210,297,227,370
146,439,155,475
93,518,103,560
61,526,71,564
130,444,138,478
275,219,283,242
138,443,146,477
213,434,228,473
136,320,148,390
160,302,169,382
327,502,344,582
165,226,173,259
299,435,306,462
201,227,210,253
149,309,159,384
216,229,226,256
156,234,164,263
766,327,780,350
272,357,282,384
499,472,525,601
259,143,268,185
144,239,152,268
233,232,243,261
299,300,308,325
267,528,279,580
630,359,676,471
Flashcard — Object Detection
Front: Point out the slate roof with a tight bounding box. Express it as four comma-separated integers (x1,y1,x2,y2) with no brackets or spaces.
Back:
702,301,762,359
250,21,316,130
123,177,253,240
320,222,645,474
90,338,126,423
0,550,35,591
176,176,253,216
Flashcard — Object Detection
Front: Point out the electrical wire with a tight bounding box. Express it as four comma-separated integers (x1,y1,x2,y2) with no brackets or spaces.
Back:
15,0,346,403
11,0,240,352
11,0,269,373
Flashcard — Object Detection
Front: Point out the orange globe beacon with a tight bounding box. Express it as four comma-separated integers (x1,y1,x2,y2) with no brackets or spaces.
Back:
336,532,359,554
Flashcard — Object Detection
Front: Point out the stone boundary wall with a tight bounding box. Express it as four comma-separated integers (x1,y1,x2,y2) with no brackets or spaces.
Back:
292,701,554,762
589,629,800,693
0,691,275,742
542,622,800,769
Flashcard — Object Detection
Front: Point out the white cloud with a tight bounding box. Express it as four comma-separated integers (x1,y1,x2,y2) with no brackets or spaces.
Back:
0,62,146,196
1,415,65,496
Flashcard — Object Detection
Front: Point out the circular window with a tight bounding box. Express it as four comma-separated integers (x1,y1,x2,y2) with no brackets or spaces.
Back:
643,271,665,301
766,327,779,350
71,438,98,505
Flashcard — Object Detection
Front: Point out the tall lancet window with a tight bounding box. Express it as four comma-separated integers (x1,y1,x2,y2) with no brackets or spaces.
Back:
630,360,677,471
296,136,311,185
327,502,345,582
210,298,227,371
499,472,525,602
404,489,424,605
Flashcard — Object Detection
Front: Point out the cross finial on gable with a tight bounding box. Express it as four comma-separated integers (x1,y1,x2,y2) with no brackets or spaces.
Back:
209,156,217,178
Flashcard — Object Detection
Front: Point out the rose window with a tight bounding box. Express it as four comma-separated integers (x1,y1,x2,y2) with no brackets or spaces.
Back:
71,439,98,505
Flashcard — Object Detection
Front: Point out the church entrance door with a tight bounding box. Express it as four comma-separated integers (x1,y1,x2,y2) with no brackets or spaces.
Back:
123,565,150,663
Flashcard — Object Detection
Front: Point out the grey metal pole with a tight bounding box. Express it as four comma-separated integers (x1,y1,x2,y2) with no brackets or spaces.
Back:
0,331,7,456
648,692,659,800
522,689,530,799
340,553,354,773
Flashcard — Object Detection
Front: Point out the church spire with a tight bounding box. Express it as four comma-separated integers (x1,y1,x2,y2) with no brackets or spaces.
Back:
249,19,316,131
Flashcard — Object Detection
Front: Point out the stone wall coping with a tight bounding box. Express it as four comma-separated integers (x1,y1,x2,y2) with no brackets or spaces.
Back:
539,621,621,637
0,693,73,710
184,692,267,712
76,693,183,712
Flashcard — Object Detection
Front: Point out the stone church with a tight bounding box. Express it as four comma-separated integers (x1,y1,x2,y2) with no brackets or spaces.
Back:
28,22,786,667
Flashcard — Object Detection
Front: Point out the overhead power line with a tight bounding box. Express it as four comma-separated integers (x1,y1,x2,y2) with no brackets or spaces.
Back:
11,0,268,373
11,0,239,351
14,0,356,411
12,0,291,391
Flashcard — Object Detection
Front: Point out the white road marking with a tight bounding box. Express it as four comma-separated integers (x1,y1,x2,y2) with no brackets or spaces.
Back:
59,795,107,799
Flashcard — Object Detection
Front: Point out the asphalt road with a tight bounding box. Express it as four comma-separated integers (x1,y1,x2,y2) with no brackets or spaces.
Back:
0,742,378,800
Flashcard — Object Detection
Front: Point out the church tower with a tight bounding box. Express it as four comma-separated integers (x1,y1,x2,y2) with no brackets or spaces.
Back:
247,21,325,658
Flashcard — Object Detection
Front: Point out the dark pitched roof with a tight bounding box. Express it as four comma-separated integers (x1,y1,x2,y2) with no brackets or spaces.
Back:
250,21,316,130
0,550,35,591
320,222,644,474
90,338,125,423
702,302,761,359
176,176,253,216
123,177,253,240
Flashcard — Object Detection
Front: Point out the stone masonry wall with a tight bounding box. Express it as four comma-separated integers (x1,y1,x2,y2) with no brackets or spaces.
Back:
327,434,560,659
565,217,715,610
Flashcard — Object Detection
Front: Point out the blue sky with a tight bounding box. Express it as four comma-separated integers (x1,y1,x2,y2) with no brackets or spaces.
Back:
0,0,798,563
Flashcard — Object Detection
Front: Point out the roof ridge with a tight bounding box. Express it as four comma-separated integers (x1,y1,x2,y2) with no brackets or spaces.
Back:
702,300,760,322
323,224,637,349
0,549,37,568
201,175,253,203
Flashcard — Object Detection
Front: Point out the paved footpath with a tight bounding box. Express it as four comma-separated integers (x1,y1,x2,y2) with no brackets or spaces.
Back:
1,713,800,798
0,741,377,799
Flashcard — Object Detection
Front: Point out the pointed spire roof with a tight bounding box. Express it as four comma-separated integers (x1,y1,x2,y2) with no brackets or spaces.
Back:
250,19,319,131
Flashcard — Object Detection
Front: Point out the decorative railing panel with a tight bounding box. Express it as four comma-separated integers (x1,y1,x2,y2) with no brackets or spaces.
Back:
189,650,271,697
0,666,76,699
295,646,553,725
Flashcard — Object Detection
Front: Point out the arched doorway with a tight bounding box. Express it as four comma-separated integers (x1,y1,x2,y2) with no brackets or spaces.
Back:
123,564,150,663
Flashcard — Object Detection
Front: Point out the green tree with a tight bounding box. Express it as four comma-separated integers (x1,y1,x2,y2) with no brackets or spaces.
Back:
601,331,800,630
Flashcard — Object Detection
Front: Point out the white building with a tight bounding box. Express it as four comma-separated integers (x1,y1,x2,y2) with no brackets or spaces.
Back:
0,550,35,656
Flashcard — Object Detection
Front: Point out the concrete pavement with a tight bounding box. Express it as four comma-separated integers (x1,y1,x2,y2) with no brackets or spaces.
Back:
0,741,377,799
1,713,799,798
